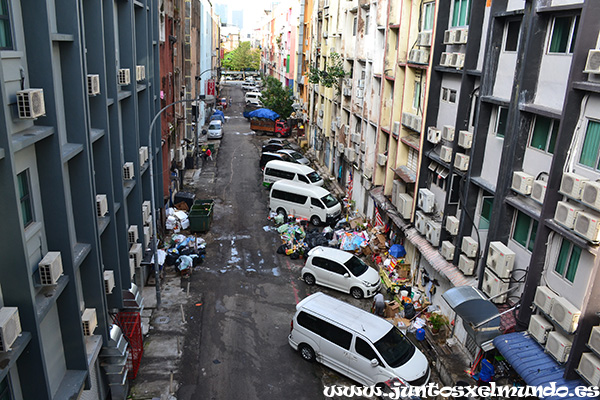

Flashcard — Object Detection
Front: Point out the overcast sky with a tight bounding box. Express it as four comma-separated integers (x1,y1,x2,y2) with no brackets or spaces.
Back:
214,0,278,31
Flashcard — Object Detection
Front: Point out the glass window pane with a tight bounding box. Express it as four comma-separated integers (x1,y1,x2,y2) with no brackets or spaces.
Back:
17,171,33,227
579,120,600,168
566,245,580,282
548,120,559,154
555,240,570,275
497,107,508,137
528,220,538,252
505,20,520,52
530,116,551,150
550,17,570,53
423,4,434,31
452,0,461,26
513,211,531,247
479,197,493,229
569,16,579,54
459,0,470,26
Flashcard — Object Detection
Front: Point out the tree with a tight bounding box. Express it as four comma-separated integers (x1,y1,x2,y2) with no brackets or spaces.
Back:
260,76,294,120
223,42,261,71
307,52,347,92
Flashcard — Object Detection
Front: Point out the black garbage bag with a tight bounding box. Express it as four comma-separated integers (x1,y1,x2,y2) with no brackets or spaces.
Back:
403,302,416,319
165,253,179,266
290,252,300,260
197,248,206,255
277,244,287,254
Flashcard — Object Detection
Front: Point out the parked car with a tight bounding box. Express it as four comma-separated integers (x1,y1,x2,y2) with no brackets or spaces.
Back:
262,160,323,187
242,83,256,91
262,143,285,153
263,138,300,151
246,99,263,108
207,120,223,139
245,91,262,103
269,181,341,226
277,149,309,165
301,246,381,299
259,152,293,170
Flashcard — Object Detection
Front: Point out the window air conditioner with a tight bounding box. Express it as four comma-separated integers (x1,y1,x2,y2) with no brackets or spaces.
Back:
123,162,135,180
456,28,468,44
581,181,600,211
118,68,131,85
560,172,588,200
458,254,475,275
441,241,455,260
511,171,534,195
528,314,554,345
417,188,435,213
584,50,600,74
545,331,572,363
104,270,115,294
417,31,432,47
128,225,139,244
426,221,441,247
415,211,429,235
82,308,97,336
136,65,146,82
397,193,413,220
574,211,600,243
96,194,108,217
461,237,478,258
440,145,453,163
39,251,63,286
393,121,400,135
377,153,388,166
446,216,459,235
129,243,143,268
440,52,450,67
577,353,600,386
531,180,547,204
442,125,455,141
550,296,581,333
87,74,100,96
16,89,46,119
454,153,470,171
443,30,454,45
427,127,441,144
0,307,22,352
554,201,583,229
482,268,509,303
486,241,516,278
142,201,151,222
534,285,558,314
139,146,149,165
458,130,472,149
144,226,151,249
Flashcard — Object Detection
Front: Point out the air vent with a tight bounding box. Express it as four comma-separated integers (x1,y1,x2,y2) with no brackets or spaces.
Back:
458,254,475,275
545,331,572,363
559,172,588,200
554,201,583,229
0,308,22,352
16,89,46,119
550,296,581,333
528,314,554,345
39,251,64,286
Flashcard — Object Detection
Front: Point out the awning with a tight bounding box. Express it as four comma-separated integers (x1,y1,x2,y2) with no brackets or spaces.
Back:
392,166,417,183
493,332,585,400
442,286,502,346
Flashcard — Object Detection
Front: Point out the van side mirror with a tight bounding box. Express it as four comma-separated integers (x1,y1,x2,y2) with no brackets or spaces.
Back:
370,359,379,367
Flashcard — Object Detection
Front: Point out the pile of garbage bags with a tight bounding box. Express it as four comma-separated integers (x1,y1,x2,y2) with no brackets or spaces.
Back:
160,234,206,276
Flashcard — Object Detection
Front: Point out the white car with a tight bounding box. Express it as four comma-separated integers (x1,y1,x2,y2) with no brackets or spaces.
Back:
302,247,381,299
207,120,223,139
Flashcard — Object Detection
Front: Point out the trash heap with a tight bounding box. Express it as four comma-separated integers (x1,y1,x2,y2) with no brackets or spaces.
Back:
160,234,207,277
165,203,191,232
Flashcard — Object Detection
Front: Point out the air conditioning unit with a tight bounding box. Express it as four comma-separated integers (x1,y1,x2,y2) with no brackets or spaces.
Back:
136,65,146,82
415,211,429,235
577,353,600,386
560,172,588,200
534,286,558,314
417,31,432,47
142,200,151,221
584,50,600,74
446,216,459,235
360,142,366,152
462,237,478,258
454,153,470,171
590,326,600,354
363,167,373,180
443,30,454,44
408,49,421,64
458,254,475,275
345,149,356,162
129,258,136,277
528,314,554,345
417,49,430,64
39,251,63,286
441,241,455,260
440,52,451,66
442,125,455,141
128,225,139,244
426,221,441,247
87,74,100,96
96,194,108,217
417,188,435,213
392,179,401,207
458,130,472,149
397,193,413,220
456,28,468,44
82,308,97,336
532,180,547,204
357,79,365,88
486,241,516,278
139,146,149,165
440,145,453,163
453,53,465,69
554,201,583,229
377,153,388,166
550,296,581,333
16,89,46,119
129,243,143,268
512,171,534,195
123,162,134,180
581,181,600,211
144,226,151,249
574,211,600,243
104,270,115,294
393,121,400,135
356,89,364,99
545,331,572,363
427,127,441,144
343,87,352,96
0,308,21,352
118,68,131,85
401,112,414,129
482,268,509,303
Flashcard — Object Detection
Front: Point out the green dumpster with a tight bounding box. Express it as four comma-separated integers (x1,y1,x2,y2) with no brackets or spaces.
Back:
189,199,214,233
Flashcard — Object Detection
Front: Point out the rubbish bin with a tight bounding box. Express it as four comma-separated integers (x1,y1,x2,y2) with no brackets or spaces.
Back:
174,191,195,209
189,199,214,233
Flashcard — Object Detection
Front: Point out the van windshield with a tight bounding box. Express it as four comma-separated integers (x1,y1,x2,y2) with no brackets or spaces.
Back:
320,194,338,208
344,256,369,277
307,172,322,183
373,327,416,368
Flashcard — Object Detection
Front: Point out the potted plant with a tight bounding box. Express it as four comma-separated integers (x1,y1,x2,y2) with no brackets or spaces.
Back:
429,313,448,334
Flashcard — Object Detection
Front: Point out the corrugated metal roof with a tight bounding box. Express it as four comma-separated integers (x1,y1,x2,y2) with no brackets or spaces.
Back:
392,166,417,183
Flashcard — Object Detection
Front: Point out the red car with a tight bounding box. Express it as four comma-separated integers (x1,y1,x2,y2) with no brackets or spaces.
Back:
219,98,228,109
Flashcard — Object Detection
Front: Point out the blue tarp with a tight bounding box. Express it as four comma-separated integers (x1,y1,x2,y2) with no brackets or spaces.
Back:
493,332,586,400
247,108,280,120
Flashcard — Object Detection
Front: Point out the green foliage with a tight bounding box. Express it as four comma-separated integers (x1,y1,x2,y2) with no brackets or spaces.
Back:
429,313,449,331
224,42,261,71
260,76,294,120
307,52,347,92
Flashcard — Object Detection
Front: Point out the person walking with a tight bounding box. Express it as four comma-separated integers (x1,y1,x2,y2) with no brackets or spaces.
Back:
373,291,385,317
205,148,212,161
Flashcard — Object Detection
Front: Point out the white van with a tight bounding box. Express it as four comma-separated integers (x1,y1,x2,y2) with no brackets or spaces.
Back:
289,292,430,387
245,91,262,103
269,180,341,226
263,160,323,187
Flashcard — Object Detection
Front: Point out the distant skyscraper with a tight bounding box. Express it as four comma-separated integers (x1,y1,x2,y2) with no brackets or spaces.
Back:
215,4,228,24
232,10,243,30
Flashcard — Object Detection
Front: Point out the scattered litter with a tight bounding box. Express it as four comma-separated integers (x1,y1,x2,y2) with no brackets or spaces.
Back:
213,359,221,364
195,303,203,307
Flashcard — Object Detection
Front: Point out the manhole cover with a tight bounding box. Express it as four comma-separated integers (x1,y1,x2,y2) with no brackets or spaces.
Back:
155,316,170,324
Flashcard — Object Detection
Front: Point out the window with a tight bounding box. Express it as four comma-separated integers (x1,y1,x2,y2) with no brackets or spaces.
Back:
412,81,421,110
355,337,381,364
441,88,457,104
504,20,521,52
353,17,357,36
554,239,580,283
365,13,370,33
494,106,509,138
479,196,493,229
298,174,310,184
311,197,324,208
512,211,538,251
578,120,600,170
0,0,12,50
548,16,579,54
451,0,471,27
297,312,352,349
18,170,34,228
422,2,435,31
529,116,559,154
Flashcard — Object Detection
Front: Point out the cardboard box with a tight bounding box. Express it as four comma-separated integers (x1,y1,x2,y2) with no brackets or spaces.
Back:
349,217,364,229
397,266,410,279
362,245,372,256
384,301,400,318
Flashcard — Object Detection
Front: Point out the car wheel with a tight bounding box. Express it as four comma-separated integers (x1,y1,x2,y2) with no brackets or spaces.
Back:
277,208,287,217
350,287,364,299
303,273,316,286
299,344,315,362
310,215,321,226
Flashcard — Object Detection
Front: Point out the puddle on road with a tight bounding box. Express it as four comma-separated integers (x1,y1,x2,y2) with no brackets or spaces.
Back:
271,267,281,276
